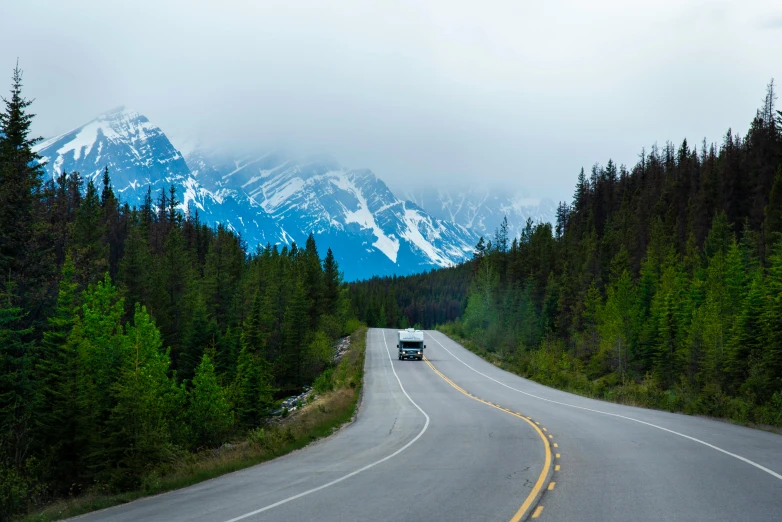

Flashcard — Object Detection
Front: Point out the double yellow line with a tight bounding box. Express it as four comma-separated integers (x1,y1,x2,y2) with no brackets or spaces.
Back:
423,356,552,522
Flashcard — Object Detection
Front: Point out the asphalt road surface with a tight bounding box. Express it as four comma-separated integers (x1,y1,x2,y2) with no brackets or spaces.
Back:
73,328,782,521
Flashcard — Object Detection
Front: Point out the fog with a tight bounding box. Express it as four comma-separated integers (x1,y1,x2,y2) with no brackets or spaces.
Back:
2,0,781,200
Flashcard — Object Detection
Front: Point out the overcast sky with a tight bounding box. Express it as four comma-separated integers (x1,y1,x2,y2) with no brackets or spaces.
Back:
2,0,782,201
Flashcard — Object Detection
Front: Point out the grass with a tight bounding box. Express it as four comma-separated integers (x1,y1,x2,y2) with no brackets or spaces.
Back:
20,327,367,522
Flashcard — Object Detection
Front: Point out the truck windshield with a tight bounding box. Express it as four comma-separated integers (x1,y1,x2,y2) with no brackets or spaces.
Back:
401,341,423,349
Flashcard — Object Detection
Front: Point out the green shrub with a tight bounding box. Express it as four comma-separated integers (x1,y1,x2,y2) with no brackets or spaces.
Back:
0,461,41,519
725,396,753,424
247,427,266,445
313,368,335,395
343,318,363,337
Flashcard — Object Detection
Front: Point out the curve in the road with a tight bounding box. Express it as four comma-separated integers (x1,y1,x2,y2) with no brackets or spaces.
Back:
222,331,431,522
426,332,782,483
64,330,551,522
423,355,553,521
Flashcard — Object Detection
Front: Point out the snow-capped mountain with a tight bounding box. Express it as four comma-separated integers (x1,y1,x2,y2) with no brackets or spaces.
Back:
184,147,479,279
34,107,287,248
404,186,556,242
33,108,478,280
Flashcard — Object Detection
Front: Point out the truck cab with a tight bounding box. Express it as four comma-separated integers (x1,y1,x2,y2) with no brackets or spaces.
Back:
397,328,425,360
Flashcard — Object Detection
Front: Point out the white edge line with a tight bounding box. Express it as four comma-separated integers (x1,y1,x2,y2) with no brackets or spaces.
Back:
426,331,782,482
222,329,430,522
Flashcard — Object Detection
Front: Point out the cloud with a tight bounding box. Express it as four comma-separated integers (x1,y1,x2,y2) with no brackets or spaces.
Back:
758,15,782,29
1,0,781,201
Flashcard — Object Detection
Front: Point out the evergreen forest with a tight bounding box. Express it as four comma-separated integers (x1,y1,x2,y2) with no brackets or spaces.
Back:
353,81,782,427
0,66,356,516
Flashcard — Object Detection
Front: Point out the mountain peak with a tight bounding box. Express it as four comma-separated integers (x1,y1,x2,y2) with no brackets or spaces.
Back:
34,106,187,188
33,109,488,280
404,186,554,240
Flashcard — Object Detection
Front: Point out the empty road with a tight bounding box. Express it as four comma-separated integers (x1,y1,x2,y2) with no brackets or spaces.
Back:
73,329,782,521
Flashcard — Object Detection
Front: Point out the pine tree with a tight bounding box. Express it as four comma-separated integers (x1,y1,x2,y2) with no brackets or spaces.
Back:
473,237,486,260
140,185,153,232
69,275,126,480
167,184,180,226
104,304,173,490
724,239,749,324
241,291,265,357
178,298,220,384
518,281,540,349
280,277,308,388
600,264,638,380
152,227,191,349
579,281,602,360
234,347,273,428
303,234,324,324
36,256,80,484
377,303,388,328
215,326,240,384
323,248,341,313
573,167,587,211
70,179,108,288
697,216,737,387
555,202,569,239
724,271,766,396
203,226,243,326
188,353,232,448
494,215,509,253
117,223,152,317
100,166,121,276
0,64,44,295
0,283,37,469
762,241,782,394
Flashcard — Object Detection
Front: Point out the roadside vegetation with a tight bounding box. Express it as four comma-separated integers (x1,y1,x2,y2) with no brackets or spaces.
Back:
0,65,364,520
20,328,366,522
438,325,782,430
354,80,782,429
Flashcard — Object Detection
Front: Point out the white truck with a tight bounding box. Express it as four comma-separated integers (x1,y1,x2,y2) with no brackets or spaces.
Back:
397,328,425,361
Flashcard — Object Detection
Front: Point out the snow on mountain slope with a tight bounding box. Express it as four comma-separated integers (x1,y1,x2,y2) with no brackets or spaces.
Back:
183,147,478,279
404,186,556,241
35,106,189,193
32,107,478,279
33,108,287,247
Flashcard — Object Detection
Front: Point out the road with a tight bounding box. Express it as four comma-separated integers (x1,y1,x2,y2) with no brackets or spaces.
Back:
73,328,782,521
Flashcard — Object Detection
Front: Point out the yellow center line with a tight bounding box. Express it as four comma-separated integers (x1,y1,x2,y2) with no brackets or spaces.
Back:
548,481,556,490
422,356,552,522
555,465,560,471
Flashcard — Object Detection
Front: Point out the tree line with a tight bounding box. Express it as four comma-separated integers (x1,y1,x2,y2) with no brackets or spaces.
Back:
0,65,355,515
354,80,782,425
348,263,471,329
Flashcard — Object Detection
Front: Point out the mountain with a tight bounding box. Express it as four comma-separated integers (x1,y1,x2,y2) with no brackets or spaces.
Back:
33,108,478,280
183,147,479,279
403,186,556,241
33,107,287,248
